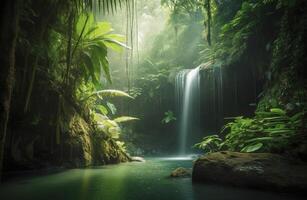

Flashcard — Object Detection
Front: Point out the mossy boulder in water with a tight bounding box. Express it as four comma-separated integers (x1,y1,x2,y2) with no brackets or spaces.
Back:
192,151,307,193
170,167,191,178
96,139,130,164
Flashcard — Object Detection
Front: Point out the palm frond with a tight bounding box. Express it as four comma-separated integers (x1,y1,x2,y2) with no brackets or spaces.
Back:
82,0,127,13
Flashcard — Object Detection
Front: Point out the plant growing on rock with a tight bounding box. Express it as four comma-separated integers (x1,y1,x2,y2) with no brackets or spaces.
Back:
193,135,222,153
162,110,177,124
90,89,139,151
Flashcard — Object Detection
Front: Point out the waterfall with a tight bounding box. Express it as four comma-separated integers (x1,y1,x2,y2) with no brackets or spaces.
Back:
175,67,200,155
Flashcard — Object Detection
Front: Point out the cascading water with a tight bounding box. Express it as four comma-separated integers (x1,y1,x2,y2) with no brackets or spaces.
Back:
175,67,200,155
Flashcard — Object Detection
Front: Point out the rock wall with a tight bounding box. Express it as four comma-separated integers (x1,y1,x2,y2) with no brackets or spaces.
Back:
4,114,130,172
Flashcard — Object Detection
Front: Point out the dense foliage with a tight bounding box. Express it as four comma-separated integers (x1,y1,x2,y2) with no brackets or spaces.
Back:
194,0,307,157
1,0,307,181
0,0,138,179
195,108,305,153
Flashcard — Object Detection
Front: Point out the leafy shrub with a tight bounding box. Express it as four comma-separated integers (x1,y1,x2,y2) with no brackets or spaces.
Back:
193,135,222,153
162,110,177,124
222,108,304,153
195,108,305,153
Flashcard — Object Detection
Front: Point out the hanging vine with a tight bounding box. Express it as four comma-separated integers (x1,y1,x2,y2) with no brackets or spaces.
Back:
124,0,138,93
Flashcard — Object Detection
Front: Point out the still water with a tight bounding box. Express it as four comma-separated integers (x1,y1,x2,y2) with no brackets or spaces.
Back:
0,157,303,200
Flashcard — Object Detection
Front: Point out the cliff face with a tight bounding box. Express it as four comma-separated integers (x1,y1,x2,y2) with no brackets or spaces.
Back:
62,115,130,168
256,2,307,113
199,62,263,135
5,112,130,172
201,0,307,140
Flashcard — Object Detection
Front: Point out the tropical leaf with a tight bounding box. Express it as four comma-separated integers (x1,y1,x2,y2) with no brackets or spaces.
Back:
104,34,126,42
74,13,127,86
114,116,140,123
93,112,108,123
245,137,274,143
290,112,304,122
93,22,113,36
81,51,100,87
193,135,222,153
103,38,131,51
82,0,125,13
270,108,286,115
93,89,134,99
241,143,263,153
95,105,109,115
161,110,176,124
100,57,112,83
106,101,117,115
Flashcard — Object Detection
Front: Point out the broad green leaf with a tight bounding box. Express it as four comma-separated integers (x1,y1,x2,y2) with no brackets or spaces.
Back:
82,51,100,87
104,34,125,42
96,105,108,115
162,110,176,124
241,143,263,153
270,108,286,115
102,119,118,128
114,116,140,123
93,89,133,99
104,41,124,52
76,14,95,37
93,112,108,123
246,137,274,143
92,22,113,36
290,112,303,122
103,38,131,49
100,57,112,83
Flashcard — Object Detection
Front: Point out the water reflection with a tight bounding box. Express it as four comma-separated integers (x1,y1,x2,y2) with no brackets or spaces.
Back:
0,158,304,200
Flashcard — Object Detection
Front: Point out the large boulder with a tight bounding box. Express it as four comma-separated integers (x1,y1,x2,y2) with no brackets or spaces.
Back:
192,151,307,192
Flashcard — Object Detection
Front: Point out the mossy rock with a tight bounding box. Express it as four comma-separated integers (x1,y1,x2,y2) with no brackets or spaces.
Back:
193,151,307,193
170,167,191,178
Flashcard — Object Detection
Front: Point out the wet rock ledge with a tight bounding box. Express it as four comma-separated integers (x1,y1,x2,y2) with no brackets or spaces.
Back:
192,151,307,193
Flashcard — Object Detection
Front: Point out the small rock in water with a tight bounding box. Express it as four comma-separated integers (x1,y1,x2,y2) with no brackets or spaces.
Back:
131,156,146,162
170,167,191,178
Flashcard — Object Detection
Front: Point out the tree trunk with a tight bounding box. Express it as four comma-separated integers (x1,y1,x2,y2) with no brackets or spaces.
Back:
0,0,21,182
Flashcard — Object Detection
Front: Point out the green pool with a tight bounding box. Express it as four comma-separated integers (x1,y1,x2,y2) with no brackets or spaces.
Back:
0,157,303,200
